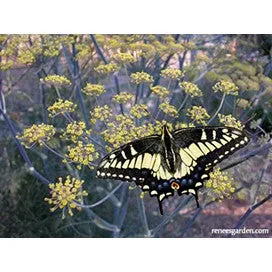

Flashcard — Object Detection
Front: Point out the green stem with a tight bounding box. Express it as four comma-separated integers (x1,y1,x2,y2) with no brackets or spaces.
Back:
221,141,272,171
83,207,119,232
234,193,272,230
167,79,172,90
42,142,66,159
124,64,132,92
136,196,151,237
135,84,140,105
55,86,61,98
151,196,193,237
112,184,130,238
79,183,123,208
177,93,189,113
207,92,226,125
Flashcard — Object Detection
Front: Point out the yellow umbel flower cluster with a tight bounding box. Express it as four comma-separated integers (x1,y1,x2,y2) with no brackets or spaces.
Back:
174,122,195,129
160,68,184,80
48,99,76,117
166,42,185,54
237,98,250,109
179,81,203,97
17,123,56,148
17,50,37,64
62,121,90,143
206,168,236,202
44,176,88,219
82,83,106,96
130,104,150,119
130,71,154,85
102,117,174,150
134,120,174,139
102,114,136,149
150,85,170,98
75,43,92,59
0,60,13,71
187,106,210,125
218,114,244,130
113,53,137,64
213,80,239,96
94,62,120,74
64,141,98,170
159,102,178,117
90,105,113,124
112,92,134,104
40,75,72,87
129,43,156,58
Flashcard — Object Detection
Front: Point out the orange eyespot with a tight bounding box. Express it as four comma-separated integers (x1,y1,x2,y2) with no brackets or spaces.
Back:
171,181,180,190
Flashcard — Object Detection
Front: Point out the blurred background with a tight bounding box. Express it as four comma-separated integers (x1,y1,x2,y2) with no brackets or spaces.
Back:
0,34,271,237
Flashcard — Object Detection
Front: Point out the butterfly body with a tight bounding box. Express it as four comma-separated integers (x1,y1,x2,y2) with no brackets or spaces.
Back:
96,125,249,214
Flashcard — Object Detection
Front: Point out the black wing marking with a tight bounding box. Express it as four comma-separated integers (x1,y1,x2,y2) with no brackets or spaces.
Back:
172,126,249,199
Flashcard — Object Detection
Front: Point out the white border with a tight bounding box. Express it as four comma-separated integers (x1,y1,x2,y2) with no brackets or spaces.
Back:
0,239,270,271
0,0,271,33
1,1,271,271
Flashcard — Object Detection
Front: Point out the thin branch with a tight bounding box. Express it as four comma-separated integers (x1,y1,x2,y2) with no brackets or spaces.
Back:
136,196,151,237
221,141,272,171
83,206,119,232
234,193,272,229
180,206,203,237
90,34,108,64
151,196,193,237
90,34,124,115
0,108,51,185
42,142,66,159
251,153,270,206
179,187,244,237
71,41,91,129
177,93,189,114
112,184,130,238
146,35,181,98
79,183,123,208
207,92,226,124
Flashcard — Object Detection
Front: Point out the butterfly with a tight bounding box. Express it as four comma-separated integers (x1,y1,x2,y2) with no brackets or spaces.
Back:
96,125,249,215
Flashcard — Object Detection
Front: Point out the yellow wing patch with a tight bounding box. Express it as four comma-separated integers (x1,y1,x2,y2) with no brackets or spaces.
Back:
179,148,193,166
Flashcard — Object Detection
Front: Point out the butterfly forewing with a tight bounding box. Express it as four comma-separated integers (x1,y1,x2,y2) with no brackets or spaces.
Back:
173,126,249,170
97,135,163,183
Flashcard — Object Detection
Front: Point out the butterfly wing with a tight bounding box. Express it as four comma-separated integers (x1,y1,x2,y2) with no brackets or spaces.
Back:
172,126,249,197
97,135,160,181
96,135,179,214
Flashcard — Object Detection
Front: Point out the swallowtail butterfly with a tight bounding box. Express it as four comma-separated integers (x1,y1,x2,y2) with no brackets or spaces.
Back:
96,125,249,215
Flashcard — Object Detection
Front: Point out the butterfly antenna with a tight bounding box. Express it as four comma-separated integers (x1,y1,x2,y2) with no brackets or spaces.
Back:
158,199,164,215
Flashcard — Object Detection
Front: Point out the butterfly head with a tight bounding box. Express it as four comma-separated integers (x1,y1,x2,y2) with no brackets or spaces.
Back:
161,124,173,141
